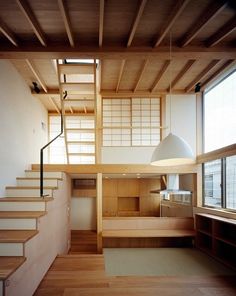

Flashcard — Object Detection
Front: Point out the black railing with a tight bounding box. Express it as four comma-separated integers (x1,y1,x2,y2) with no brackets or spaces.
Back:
40,109,64,197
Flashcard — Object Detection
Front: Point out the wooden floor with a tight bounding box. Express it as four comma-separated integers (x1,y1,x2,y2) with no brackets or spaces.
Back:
34,230,236,295
34,253,236,296
69,230,97,254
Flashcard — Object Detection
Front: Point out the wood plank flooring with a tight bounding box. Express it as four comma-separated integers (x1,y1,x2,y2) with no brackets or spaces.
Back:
34,253,236,296
34,230,236,295
69,230,97,254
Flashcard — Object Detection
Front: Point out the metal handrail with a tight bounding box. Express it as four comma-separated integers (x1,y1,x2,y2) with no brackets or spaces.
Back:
40,109,64,197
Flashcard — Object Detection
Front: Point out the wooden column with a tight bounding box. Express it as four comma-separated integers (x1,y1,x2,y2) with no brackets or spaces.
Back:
96,172,103,253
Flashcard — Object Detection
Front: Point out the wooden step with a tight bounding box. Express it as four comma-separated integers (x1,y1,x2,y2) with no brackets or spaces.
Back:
0,230,39,256
6,187,55,198
61,83,94,94
0,230,39,243
25,171,63,179
0,211,46,230
16,178,59,187
0,197,52,211
0,211,46,219
0,256,26,280
59,64,94,75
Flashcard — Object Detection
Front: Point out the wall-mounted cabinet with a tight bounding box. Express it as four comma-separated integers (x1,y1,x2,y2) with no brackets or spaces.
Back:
196,213,236,270
102,178,160,217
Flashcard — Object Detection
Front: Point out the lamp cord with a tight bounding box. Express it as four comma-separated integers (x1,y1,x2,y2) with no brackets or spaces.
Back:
169,30,172,134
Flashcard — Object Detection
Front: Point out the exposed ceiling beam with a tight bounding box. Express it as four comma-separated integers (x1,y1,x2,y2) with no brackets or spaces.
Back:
0,20,18,47
101,90,192,98
16,0,47,46
116,59,126,92
50,97,60,113
127,0,147,47
151,60,170,92
206,17,236,47
84,106,87,114
99,0,105,47
201,59,235,89
185,59,221,92
26,59,48,93
168,59,195,91
58,0,75,47
1,46,236,59
179,0,227,47
154,0,190,47
133,59,148,92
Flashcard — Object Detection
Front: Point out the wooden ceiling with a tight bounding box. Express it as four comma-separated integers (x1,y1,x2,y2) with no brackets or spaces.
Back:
0,0,236,113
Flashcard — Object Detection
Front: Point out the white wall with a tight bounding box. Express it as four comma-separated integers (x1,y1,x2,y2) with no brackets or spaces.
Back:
0,60,48,196
101,94,197,164
70,197,96,230
102,147,156,164
165,94,197,156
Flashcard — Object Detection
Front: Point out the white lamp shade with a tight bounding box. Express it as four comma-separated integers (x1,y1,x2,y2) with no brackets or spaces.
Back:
151,133,195,166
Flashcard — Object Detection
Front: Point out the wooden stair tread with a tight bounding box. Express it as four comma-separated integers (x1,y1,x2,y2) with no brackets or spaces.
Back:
0,256,26,280
16,177,62,180
0,230,39,242
0,211,46,218
0,197,53,202
102,229,196,238
6,186,57,189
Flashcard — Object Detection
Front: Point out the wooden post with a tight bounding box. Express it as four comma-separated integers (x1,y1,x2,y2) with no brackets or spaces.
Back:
96,172,103,253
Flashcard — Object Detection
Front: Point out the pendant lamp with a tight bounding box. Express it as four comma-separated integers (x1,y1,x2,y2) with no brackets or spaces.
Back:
151,32,195,166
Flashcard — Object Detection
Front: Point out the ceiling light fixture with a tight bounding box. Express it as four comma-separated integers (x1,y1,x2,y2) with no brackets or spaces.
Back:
151,31,195,166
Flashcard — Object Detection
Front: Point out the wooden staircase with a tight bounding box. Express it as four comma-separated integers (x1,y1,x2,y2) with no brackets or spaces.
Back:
0,170,64,296
57,60,97,164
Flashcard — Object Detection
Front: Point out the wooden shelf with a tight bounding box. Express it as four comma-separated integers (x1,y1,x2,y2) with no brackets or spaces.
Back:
196,213,236,270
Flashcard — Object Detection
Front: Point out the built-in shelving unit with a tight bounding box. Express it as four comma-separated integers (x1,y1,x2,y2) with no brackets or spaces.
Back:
196,213,236,270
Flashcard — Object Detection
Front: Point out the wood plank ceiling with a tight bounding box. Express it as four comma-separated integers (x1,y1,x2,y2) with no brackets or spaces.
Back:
0,0,235,113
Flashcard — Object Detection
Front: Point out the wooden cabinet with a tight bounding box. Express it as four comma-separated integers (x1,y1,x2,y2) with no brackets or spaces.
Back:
72,179,96,197
196,213,236,270
102,178,161,217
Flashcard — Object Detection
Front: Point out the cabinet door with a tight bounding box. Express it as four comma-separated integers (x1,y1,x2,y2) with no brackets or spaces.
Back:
117,179,139,197
103,196,117,216
103,179,117,197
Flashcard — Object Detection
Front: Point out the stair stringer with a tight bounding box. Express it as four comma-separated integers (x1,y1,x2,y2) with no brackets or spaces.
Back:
3,172,71,296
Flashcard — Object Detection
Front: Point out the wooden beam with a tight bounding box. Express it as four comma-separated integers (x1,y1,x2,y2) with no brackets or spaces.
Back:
16,0,47,47
168,59,196,91
26,59,48,93
99,0,105,47
179,0,227,47
201,59,235,89
32,163,198,174
58,0,75,47
1,46,236,60
101,90,191,98
0,20,18,46
96,173,103,253
154,0,190,47
133,59,148,92
151,60,170,92
127,0,147,47
206,17,236,47
50,97,60,114
185,59,221,92
116,59,126,92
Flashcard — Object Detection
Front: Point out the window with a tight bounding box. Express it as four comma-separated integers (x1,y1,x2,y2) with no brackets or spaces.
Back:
102,98,160,146
226,155,236,210
203,160,222,208
204,71,236,153
203,155,236,211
